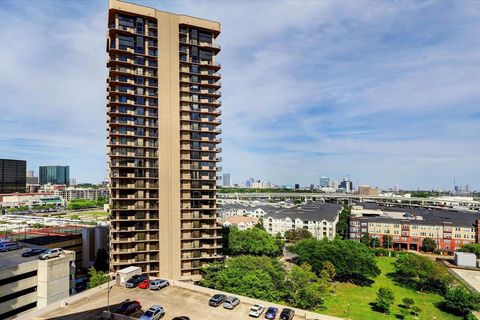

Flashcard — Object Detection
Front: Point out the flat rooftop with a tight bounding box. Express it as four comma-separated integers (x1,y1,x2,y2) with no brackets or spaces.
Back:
0,244,44,269
358,203,479,227
27,282,340,320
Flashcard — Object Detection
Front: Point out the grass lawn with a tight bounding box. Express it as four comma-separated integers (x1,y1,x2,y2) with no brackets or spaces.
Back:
59,210,109,221
320,257,460,320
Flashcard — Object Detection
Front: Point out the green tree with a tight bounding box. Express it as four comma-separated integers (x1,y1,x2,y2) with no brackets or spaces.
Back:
32,223,45,229
442,287,480,317
457,244,480,258
321,260,336,282
410,305,421,318
228,226,283,256
402,297,414,309
394,253,453,293
200,256,288,302
284,228,313,243
335,206,350,239
360,233,372,246
421,237,436,252
289,238,380,284
87,267,110,289
286,263,328,309
383,235,394,249
371,237,381,248
373,287,394,314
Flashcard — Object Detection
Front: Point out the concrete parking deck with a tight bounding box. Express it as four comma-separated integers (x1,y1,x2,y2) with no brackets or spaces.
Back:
451,268,480,293
23,281,341,320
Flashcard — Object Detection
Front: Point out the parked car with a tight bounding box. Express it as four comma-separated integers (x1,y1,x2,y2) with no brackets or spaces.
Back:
139,305,165,320
172,317,190,320
223,296,240,310
279,308,295,320
208,294,226,307
249,304,265,318
265,306,278,319
149,279,169,290
22,248,46,257
114,299,141,316
125,274,149,288
0,242,23,252
38,248,63,260
138,279,151,289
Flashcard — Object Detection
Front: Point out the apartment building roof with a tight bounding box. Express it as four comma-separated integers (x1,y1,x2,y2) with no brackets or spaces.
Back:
265,202,342,222
221,216,259,225
355,203,479,228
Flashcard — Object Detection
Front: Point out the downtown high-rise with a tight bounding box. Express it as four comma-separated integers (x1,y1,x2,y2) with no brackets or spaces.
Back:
107,0,222,280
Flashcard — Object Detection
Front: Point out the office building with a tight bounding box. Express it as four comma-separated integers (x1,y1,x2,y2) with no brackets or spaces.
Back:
294,184,300,190
0,248,75,320
340,178,353,192
358,185,380,196
264,202,342,240
222,173,230,187
319,176,329,188
39,166,70,186
349,203,480,251
107,0,222,280
26,170,34,178
0,159,26,193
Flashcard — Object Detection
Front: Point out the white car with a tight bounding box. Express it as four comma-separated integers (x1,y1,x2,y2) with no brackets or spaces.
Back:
39,248,64,260
249,304,265,317
223,296,240,310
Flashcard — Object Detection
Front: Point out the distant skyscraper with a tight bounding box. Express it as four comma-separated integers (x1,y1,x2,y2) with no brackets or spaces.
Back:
340,178,353,192
319,176,330,187
0,159,27,193
222,173,231,187
294,184,300,190
26,170,34,177
245,178,254,188
39,166,70,185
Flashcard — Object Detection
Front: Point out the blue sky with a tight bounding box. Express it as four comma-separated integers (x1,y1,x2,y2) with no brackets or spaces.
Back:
0,0,479,190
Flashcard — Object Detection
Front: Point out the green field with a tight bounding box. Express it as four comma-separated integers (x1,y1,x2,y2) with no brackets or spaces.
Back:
320,257,460,320
58,210,109,221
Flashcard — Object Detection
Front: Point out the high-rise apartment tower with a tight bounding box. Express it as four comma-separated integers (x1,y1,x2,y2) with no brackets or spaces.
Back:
107,0,223,281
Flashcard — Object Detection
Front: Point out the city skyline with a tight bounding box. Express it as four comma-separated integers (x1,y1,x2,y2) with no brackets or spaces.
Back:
0,0,479,190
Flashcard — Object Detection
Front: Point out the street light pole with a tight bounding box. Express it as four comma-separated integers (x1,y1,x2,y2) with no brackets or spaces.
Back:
107,283,113,312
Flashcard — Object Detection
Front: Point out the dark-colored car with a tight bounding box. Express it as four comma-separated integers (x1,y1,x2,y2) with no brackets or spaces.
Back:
22,248,46,257
209,294,227,307
115,299,141,315
265,306,278,319
172,317,190,320
125,274,149,288
279,308,295,320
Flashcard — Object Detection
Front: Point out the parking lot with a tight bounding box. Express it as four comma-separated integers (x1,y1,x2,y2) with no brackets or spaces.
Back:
38,284,308,320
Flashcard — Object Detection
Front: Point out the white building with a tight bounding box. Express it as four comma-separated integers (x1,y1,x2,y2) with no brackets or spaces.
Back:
264,202,342,240
53,188,109,203
218,204,273,218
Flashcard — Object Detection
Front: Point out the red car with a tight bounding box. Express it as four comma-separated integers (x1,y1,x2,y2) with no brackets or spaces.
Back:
138,279,150,289
115,299,141,315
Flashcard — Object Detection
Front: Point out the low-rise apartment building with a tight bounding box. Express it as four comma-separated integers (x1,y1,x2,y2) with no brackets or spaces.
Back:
0,248,75,319
53,187,109,203
265,202,342,240
349,204,480,251
218,203,273,218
